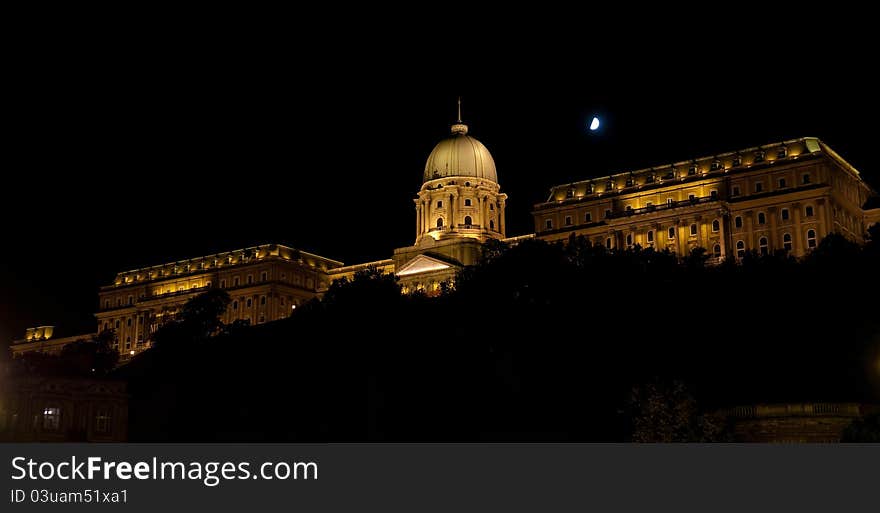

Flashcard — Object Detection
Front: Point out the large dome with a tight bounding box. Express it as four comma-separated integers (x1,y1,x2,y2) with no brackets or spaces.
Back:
423,123,498,183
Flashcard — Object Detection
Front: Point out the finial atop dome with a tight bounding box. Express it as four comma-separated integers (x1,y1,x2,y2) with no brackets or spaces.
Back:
451,96,468,135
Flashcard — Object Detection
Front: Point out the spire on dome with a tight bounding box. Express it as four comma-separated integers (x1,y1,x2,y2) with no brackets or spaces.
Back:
451,96,468,135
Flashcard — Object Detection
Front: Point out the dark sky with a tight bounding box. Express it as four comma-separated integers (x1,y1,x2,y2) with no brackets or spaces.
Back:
2,29,878,344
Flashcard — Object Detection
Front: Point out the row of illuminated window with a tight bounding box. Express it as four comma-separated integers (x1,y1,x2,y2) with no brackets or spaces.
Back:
434,217,496,230
435,198,494,209
734,230,817,257
563,149,803,198
230,295,300,312
37,406,114,435
730,172,812,197
733,205,815,229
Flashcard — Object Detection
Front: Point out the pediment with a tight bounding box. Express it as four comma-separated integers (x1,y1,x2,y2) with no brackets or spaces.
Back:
395,254,458,277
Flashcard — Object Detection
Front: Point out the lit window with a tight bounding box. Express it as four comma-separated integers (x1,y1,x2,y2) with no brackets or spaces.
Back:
545,219,553,229
781,209,790,221
261,271,267,282
759,237,769,256
585,212,592,222
779,178,787,188
260,295,266,306
564,216,572,226
755,182,764,193
805,206,814,217
437,200,443,208
736,240,745,258
668,227,676,239
437,218,444,228
626,233,633,247
732,186,741,197
42,407,61,431
690,224,698,236
807,229,817,248
464,198,472,206
802,173,811,184
647,230,654,243
246,275,253,285
758,212,766,225
712,220,720,232
95,410,112,435
735,216,743,229
713,244,721,258
246,298,252,308
783,233,792,251
465,215,473,226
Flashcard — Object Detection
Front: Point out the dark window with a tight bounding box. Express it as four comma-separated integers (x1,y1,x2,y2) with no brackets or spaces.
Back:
713,244,722,258
802,173,811,184
779,178,787,188
688,194,696,201
710,190,718,199
127,295,133,305
688,163,698,175
605,238,612,249
668,227,676,239
690,224,698,236
777,146,787,159
805,206,814,217
736,240,745,258
114,320,120,329
755,182,764,193
126,318,132,327
260,295,266,306
758,212,766,225
781,209,790,221
246,275,253,285
564,216,572,226
220,279,226,288
545,219,553,229
464,215,473,226
732,186,741,197
437,200,443,208
261,271,267,282
585,212,592,222
464,198,472,206
437,218,444,228
490,220,495,230
712,220,720,232
732,154,743,167
667,198,674,206
604,209,612,218
626,233,633,246
759,237,769,256
232,300,238,310
246,298,252,308
783,233,792,251
138,316,143,325
807,229,817,248
95,410,112,435
489,203,494,211
754,149,765,162
647,230,654,243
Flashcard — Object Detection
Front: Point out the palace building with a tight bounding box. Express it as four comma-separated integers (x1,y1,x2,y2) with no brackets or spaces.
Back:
534,137,878,260
9,108,880,358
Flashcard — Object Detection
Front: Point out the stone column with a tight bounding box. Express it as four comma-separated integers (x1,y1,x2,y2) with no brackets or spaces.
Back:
768,206,778,250
744,211,754,250
817,198,828,238
449,193,456,231
792,202,803,256
499,198,507,237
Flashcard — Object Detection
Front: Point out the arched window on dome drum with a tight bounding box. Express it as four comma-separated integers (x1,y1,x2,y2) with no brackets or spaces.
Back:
464,198,472,206
436,218,444,228
712,219,720,232
464,216,472,226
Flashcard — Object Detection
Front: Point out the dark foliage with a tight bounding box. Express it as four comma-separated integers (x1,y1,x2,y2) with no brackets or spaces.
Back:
116,233,880,441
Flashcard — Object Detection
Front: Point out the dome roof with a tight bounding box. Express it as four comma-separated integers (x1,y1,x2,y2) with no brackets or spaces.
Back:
423,123,497,184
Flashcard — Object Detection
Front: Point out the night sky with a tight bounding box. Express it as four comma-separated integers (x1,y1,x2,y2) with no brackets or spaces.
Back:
3,31,877,345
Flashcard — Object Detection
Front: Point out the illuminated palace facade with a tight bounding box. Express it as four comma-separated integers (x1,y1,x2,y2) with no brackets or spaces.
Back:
10,115,880,358
535,137,879,259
